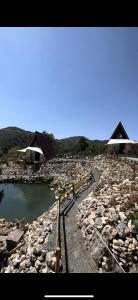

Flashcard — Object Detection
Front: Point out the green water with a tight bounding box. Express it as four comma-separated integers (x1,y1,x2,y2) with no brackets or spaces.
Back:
0,183,56,223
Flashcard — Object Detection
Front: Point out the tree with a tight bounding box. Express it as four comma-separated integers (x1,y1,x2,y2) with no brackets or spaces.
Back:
42,131,55,142
77,137,89,153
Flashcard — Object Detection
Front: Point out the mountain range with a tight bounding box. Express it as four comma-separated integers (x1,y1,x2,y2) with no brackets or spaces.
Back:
0,126,107,155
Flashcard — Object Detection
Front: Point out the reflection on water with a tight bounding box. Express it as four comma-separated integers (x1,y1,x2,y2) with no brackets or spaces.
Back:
0,183,56,222
0,189,4,202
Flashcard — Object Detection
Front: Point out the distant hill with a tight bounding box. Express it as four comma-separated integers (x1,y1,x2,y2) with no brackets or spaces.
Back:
0,127,33,150
92,139,107,143
56,136,91,148
56,136,107,147
56,136,107,155
0,126,107,157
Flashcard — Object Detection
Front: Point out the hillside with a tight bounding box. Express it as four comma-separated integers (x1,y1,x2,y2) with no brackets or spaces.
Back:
0,127,33,151
56,136,91,148
0,126,107,157
56,136,107,155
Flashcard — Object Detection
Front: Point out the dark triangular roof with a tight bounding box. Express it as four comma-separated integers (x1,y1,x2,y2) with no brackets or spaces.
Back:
110,122,129,139
29,131,56,160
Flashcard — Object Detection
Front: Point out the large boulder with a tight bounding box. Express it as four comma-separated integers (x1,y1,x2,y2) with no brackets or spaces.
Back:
6,229,24,251
102,225,117,240
46,251,56,270
116,222,126,238
90,235,107,265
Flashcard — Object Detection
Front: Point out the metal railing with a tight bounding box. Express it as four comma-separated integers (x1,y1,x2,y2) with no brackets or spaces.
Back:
54,155,138,272
54,171,94,272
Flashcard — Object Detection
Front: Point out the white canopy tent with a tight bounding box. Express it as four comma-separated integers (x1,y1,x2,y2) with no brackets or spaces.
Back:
17,146,43,155
106,139,137,145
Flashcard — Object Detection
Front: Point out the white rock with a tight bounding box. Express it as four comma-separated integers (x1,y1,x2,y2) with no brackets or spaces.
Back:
118,239,124,246
38,237,44,244
89,211,96,219
41,267,48,273
46,251,56,270
35,259,42,270
125,240,129,247
113,239,120,246
119,258,126,264
119,212,127,222
128,220,132,230
20,260,27,270
4,265,11,273
112,244,121,252
101,217,110,225
102,225,117,240
102,256,108,262
128,244,135,251
134,256,138,262
26,246,34,256
20,255,26,263
12,258,20,267
133,238,137,247
119,253,126,259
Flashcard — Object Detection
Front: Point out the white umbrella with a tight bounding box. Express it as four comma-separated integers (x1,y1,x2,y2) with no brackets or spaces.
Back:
106,139,136,145
17,146,43,155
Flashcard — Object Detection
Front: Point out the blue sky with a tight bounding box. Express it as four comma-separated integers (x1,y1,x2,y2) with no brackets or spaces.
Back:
0,27,138,140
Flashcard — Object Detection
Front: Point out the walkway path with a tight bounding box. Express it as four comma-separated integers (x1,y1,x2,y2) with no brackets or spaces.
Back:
125,157,138,162
48,168,100,273
120,156,138,162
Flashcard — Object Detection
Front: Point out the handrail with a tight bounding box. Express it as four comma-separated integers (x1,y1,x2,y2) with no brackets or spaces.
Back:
54,161,129,273
93,226,126,273
69,190,127,273
54,170,93,272
55,197,61,273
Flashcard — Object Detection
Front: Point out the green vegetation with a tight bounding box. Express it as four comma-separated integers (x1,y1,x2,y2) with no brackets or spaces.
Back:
0,127,32,149
74,137,89,154
56,136,107,157
128,212,138,226
1,147,24,162
42,131,55,143
45,176,54,184
0,126,107,161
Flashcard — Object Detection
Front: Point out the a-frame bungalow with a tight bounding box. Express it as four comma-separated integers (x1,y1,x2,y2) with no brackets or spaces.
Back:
18,131,56,162
107,121,138,157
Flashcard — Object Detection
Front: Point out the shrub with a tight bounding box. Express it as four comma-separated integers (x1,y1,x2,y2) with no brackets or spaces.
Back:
128,212,138,225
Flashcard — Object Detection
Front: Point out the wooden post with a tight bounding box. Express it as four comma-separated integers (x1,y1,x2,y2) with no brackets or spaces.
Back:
55,197,61,273
56,198,60,248
55,247,61,273
133,162,136,180
72,182,75,197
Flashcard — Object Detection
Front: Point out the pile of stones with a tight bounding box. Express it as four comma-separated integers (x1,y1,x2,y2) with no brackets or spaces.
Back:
0,203,57,273
0,160,93,186
0,157,96,273
76,157,138,272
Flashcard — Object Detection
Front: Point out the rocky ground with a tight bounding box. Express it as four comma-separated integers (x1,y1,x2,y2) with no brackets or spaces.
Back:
0,158,93,273
76,156,138,272
0,159,93,185
1,156,138,273
0,202,57,273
